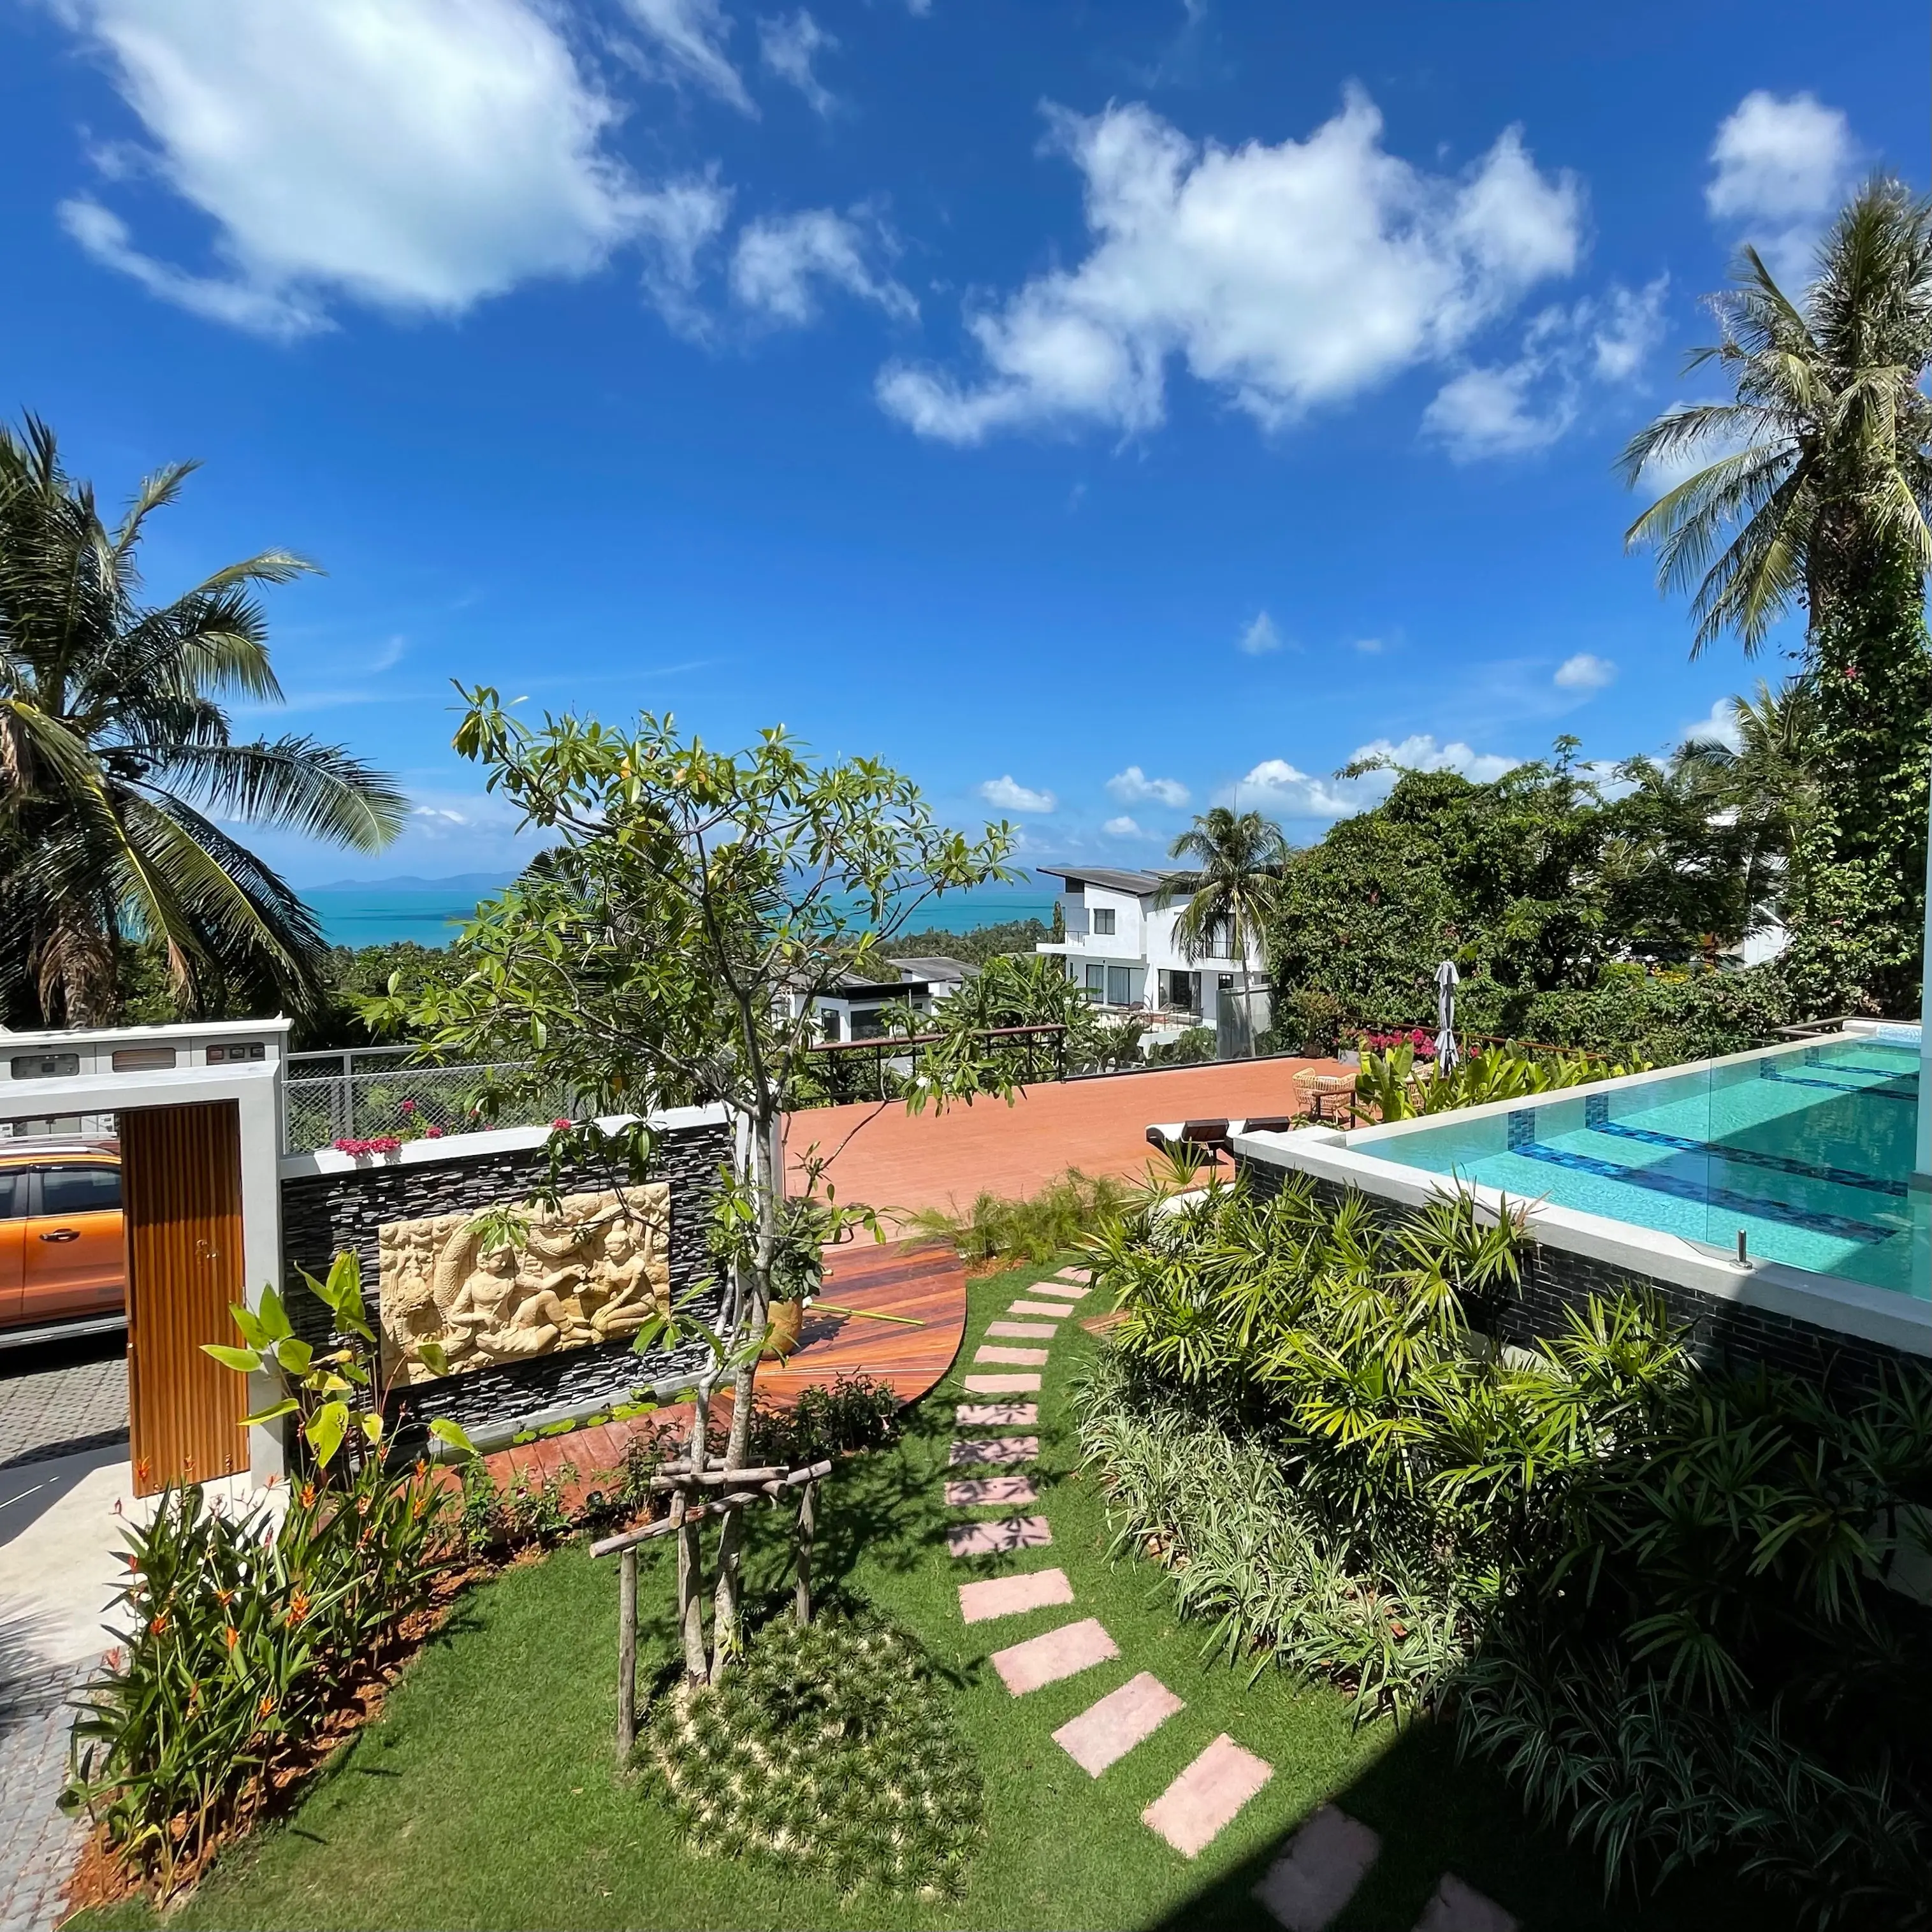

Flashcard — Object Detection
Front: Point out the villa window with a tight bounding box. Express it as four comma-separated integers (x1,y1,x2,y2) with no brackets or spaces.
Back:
1091,907,1117,936
820,1009,841,1043
1085,962,1105,1002
1106,964,1136,1006
1161,970,1197,1010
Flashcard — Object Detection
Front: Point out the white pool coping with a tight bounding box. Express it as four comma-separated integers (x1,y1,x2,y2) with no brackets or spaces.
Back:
1231,1029,1932,1362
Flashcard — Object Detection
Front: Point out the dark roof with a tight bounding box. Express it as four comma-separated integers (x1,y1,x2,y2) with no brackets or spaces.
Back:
1035,864,1166,896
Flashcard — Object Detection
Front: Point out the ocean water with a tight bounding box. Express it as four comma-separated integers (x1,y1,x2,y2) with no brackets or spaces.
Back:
1367,1039,1928,1298
308,876,1063,950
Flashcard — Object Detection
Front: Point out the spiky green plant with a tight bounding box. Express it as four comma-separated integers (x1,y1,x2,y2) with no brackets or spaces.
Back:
639,1612,985,1899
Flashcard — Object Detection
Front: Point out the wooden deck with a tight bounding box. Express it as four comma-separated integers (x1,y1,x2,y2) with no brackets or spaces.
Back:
785,1055,1355,1221
475,1237,964,1499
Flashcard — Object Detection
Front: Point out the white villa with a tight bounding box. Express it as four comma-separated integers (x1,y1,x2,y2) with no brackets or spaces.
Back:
1035,865,1267,1049
792,956,978,1043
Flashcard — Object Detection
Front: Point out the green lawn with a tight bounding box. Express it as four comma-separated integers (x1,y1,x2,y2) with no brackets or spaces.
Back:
78,1260,1785,1931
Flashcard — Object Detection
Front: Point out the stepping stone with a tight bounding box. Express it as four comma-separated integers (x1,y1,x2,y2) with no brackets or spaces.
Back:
945,1474,1038,1506
1413,1875,1518,1932
975,1344,1049,1365
950,1435,1037,1466
958,1567,1075,1623
990,1616,1119,1694
1055,1267,1093,1283
1028,1282,1089,1302
1144,1735,1274,1859
957,1402,1037,1426
1053,1671,1184,1776
1252,1806,1381,1930
948,1516,1052,1557
988,1320,1060,1339
1010,1300,1073,1317
964,1372,1040,1393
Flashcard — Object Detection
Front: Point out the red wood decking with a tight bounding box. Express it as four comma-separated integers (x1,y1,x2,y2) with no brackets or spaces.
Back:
473,1237,964,1501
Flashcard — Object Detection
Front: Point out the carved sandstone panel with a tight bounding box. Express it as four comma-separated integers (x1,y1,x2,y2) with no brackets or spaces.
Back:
377,1186,671,1386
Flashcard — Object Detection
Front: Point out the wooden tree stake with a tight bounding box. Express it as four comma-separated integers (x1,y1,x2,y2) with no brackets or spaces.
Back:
617,1546,639,1756
794,1479,816,1626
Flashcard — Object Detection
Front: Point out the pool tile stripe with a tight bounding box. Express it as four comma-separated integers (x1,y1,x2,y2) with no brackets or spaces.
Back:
1591,1119,1907,1198
1518,1140,1895,1244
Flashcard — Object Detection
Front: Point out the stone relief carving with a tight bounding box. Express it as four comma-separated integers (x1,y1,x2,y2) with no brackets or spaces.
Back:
377,1186,672,1386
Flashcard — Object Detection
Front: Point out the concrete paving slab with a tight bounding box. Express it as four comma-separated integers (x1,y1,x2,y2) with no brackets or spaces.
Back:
1008,1300,1073,1318
1413,1874,1518,1932
956,1403,1037,1427
974,1345,1049,1366
1028,1282,1089,1302
947,1516,1052,1557
962,1373,1041,1394
987,1321,1059,1339
1053,1671,1184,1776
989,1616,1118,1694
949,1435,1038,1466
957,1567,1075,1623
945,1476,1036,1506
1144,1734,1274,1859
1251,1805,1381,1929
1054,1267,1094,1284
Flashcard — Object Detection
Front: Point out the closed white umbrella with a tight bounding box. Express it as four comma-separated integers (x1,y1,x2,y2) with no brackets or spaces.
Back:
1434,960,1460,1072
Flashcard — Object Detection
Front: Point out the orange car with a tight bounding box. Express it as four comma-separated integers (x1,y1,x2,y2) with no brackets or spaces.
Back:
0,1139,125,1339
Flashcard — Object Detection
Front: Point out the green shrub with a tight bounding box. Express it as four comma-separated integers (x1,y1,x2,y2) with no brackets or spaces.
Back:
639,1612,985,1898
906,1166,1138,1265
1146,1025,1216,1065
1076,1173,1932,1926
1507,961,1797,1062
64,1460,453,1893
1354,1041,1650,1121
750,1374,901,1469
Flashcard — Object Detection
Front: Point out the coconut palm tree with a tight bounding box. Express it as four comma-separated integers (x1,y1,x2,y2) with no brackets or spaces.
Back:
1157,808,1287,1049
1619,178,1932,652
1620,179,1932,1013
0,417,404,1026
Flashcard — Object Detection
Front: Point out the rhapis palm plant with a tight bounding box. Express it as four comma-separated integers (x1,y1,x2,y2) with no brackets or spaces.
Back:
0,417,404,1025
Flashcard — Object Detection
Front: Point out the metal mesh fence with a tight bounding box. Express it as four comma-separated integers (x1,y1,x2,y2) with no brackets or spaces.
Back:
283,1052,576,1152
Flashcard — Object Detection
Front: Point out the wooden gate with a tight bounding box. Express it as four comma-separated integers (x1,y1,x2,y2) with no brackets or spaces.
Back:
124,1101,248,1497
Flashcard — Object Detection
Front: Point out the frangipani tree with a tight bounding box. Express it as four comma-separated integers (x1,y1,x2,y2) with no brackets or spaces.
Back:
368,690,1018,1678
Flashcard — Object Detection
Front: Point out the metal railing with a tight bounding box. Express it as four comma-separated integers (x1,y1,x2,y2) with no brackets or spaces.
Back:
282,1045,574,1152
799,1022,1068,1104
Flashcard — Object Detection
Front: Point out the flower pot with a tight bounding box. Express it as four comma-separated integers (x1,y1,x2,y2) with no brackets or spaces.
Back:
760,1302,804,1361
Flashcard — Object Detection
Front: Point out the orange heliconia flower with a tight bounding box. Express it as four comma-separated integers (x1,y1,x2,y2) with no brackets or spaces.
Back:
224,1625,240,1650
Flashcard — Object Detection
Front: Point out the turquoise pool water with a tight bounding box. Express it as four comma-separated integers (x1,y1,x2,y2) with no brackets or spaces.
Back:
1363,1037,1930,1299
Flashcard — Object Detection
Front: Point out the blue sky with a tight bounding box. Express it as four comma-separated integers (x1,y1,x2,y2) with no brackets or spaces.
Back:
1,0,1924,884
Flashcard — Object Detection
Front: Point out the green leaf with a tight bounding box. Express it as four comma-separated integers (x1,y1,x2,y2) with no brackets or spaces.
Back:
414,1340,451,1377
361,1411,384,1445
243,1397,300,1427
255,1284,292,1344
427,1418,479,1460
201,1344,263,1375
272,1337,314,1376
305,1400,348,1469
230,1300,271,1349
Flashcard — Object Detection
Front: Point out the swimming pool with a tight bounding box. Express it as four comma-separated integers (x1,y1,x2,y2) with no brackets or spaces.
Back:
1355,1031,1930,1300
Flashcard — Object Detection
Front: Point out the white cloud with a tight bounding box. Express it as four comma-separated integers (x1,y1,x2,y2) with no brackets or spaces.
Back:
410,804,471,827
1424,278,1666,461
1238,611,1283,655
1680,697,1742,751
1554,651,1616,692
1103,815,1145,838
370,635,407,673
1352,637,1385,655
621,0,753,113
878,89,1582,444
978,774,1057,813
1107,766,1189,806
635,173,734,329
55,0,657,336
1236,733,1521,820
759,10,836,116
730,208,915,325
1706,92,1855,287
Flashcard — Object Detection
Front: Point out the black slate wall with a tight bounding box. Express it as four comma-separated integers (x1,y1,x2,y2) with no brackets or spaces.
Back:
280,1118,730,1439
1237,1153,1923,1400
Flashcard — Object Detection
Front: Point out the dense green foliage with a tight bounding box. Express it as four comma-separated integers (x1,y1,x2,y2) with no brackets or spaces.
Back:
904,1167,1138,1265
639,1613,985,1899
1265,748,1799,1043
63,1464,453,1895
1355,1042,1650,1122
749,1374,902,1468
1077,1175,1932,1926
1623,180,1932,1018
883,917,1052,964
0,418,403,1028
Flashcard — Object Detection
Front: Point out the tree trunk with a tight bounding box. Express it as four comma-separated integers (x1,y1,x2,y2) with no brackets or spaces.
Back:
706,1108,781,1680
676,1388,708,1683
